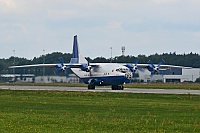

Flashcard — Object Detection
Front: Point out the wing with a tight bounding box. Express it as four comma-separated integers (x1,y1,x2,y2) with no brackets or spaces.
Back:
136,64,192,69
9,64,57,68
9,63,99,69
123,63,192,72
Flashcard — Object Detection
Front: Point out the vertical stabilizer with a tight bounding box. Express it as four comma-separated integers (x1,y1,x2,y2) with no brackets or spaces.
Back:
70,35,87,64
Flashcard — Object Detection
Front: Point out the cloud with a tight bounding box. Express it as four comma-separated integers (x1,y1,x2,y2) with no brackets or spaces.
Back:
13,24,28,33
151,0,180,5
0,22,28,33
0,0,17,14
193,31,200,40
47,9,78,20
0,0,16,7
1,0,200,59
108,21,123,30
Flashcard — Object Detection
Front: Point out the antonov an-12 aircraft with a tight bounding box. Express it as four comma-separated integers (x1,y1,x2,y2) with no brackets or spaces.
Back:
9,35,189,90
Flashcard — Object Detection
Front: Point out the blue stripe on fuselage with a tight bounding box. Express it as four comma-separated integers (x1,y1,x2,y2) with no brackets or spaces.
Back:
80,75,130,86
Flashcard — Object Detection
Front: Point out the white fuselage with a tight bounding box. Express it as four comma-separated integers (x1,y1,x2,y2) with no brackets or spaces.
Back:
71,63,130,78
71,63,132,85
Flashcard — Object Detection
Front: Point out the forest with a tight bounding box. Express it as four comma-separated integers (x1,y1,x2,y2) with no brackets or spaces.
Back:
1,52,200,76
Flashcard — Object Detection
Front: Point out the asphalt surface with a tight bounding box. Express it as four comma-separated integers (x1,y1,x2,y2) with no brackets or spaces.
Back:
0,85,200,95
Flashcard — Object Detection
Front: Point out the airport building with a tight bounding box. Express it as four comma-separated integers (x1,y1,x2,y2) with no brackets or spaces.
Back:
0,74,80,83
35,75,79,83
138,67,200,83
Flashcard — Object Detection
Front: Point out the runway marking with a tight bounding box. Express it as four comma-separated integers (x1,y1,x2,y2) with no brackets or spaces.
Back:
0,86,200,95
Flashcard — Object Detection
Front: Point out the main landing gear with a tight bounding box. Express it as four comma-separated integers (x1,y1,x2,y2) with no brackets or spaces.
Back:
111,85,124,90
88,84,95,90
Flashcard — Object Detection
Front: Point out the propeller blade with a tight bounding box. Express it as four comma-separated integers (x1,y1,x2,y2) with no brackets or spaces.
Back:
60,57,64,66
135,58,139,65
55,65,62,74
88,65,92,76
125,64,133,71
89,69,92,76
55,69,60,74
87,61,92,76
132,72,135,78
150,61,155,68
65,71,69,77
134,59,144,72
157,61,162,67
151,70,156,76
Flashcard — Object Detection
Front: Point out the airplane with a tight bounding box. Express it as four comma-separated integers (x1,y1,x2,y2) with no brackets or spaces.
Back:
9,35,191,90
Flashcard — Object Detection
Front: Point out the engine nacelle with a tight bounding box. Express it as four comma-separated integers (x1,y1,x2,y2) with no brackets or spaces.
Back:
133,65,138,72
61,66,66,71
81,64,91,72
154,67,159,72
125,64,138,73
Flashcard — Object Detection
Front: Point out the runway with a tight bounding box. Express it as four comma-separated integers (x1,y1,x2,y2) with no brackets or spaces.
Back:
0,85,200,95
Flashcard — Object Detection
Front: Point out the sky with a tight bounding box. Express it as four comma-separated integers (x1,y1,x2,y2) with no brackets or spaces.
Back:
1,0,200,60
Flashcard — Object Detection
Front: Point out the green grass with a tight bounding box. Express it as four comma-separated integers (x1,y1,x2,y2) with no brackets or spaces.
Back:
0,90,200,133
0,82,88,87
125,83,200,90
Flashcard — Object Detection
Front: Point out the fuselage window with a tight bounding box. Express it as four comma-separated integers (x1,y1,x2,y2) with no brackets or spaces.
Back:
116,67,129,73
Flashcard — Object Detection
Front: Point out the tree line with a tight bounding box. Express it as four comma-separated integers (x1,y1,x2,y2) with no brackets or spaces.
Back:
1,52,200,76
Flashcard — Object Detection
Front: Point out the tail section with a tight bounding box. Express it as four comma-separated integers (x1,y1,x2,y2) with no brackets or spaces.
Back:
70,35,87,64
70,35,79,63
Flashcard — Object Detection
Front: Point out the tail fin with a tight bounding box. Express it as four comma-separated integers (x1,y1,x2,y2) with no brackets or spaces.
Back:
70,35,87,64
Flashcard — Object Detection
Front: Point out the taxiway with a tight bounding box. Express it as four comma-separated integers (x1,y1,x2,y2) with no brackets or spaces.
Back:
0,85,200,95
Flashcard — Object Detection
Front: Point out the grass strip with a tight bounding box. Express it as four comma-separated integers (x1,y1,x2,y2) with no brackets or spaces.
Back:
0,89,200,132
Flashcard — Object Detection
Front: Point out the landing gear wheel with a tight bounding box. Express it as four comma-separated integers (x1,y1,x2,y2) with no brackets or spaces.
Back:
88,84,95,90
119,85,124,90
118,85,124,90
111,85,117,90
111,85,124,90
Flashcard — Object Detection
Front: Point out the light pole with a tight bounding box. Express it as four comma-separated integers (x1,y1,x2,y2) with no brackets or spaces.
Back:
13,50,15,75
43,49,45,78
110,47,112,63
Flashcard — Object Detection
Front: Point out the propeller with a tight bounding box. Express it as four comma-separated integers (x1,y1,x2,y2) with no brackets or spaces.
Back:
125,59,143,77
55,57,69,77
55,57,93,77
80,62,92,76
147,60,163,76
